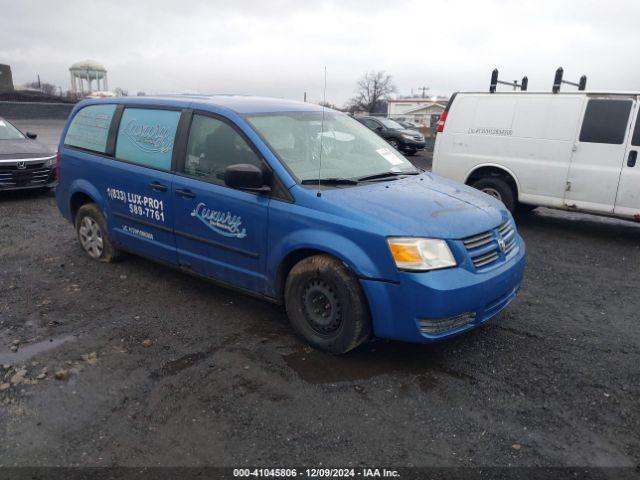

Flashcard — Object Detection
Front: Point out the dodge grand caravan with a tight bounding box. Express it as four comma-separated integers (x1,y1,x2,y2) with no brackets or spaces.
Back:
56,96,526,353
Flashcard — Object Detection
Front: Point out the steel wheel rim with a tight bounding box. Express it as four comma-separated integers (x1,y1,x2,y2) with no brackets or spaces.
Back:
481,187,502,201
301,279,342,336
78,216,103,258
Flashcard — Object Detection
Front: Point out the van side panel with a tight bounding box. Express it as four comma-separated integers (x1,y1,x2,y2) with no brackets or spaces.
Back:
434,94,584,208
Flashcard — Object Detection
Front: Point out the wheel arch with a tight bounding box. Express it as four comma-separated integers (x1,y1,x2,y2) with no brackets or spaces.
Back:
465,164,521,201
68,180,106,224
270,233,390,302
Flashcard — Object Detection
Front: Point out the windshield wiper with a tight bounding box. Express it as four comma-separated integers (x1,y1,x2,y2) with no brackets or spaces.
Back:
357,170,419,182
300,178,359,185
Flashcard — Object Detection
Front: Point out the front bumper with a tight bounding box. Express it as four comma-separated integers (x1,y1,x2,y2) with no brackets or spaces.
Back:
360,238,526,343
402,139,426,151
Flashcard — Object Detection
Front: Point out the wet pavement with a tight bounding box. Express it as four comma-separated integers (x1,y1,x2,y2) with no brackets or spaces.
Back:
0,120,638,469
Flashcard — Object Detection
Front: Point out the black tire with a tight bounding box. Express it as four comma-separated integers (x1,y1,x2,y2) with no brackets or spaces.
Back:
388,138,400,150
471,177,516,213
284,254,371,354
75,203,120,263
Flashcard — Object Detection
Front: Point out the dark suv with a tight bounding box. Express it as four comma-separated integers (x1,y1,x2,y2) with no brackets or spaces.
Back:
356,116,426,155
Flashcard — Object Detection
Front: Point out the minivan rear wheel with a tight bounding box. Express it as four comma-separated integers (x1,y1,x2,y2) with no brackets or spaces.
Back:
284,254,371,354
471,177,516,213
388,138,400,150
75,203,120,262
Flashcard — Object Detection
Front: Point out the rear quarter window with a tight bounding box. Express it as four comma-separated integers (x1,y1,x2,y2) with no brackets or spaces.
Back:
115,108,180,170
64,104,117,153
579,99,632,144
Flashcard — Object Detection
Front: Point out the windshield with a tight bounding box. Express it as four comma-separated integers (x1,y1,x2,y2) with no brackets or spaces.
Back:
378,118,404,130
0,118,25,140
246,111,418,183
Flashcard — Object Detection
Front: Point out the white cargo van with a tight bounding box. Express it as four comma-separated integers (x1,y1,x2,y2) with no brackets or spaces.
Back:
433,92,640,220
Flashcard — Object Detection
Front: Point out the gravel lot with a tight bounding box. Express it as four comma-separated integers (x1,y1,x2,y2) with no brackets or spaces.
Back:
0,120,638,470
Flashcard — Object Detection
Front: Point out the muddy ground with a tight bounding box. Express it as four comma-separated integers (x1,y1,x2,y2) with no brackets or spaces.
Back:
0,120,638,469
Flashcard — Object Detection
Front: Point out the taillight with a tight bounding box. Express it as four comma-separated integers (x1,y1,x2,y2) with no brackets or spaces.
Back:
436,111,448,133
54,152,60,181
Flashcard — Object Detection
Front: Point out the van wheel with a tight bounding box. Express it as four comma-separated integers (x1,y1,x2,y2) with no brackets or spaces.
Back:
388,138,400,149
75,203,120,263
471,177,515,213
284,255,371,354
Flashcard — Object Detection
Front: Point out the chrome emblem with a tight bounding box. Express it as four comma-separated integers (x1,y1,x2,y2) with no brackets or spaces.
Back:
497,237,506,252
16,161,26,170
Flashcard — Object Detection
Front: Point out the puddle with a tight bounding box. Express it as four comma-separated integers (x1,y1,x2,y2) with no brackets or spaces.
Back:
0,335,77,364
284,341,472,386
150,351,208,378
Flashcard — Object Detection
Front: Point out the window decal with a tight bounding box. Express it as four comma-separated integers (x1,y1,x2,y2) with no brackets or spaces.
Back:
116,109,180,170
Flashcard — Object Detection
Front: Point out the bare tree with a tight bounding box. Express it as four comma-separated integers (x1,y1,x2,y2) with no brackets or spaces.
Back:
348,71,396,114
26,81,57,96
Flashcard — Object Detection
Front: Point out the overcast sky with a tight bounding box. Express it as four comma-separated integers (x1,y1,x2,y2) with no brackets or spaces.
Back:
1,0,638,105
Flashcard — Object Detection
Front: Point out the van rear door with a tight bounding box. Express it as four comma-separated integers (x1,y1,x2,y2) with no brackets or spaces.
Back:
564,97,635,213
614,98,640,218
106,107,180,264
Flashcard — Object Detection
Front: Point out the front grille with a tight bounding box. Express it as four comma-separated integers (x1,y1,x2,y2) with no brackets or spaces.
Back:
462,220,517,270
0,164,53,187
419,312,476,335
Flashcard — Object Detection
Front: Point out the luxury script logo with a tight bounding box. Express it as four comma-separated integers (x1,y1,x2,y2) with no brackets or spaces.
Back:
191,202,247,239
123,120,174,153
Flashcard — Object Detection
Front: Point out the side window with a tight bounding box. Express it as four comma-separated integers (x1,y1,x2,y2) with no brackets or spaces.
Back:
183,114,262,183
64,104,116,153
632,111,640,147
579,99,632,145
115,108,180,170
363,119,379,130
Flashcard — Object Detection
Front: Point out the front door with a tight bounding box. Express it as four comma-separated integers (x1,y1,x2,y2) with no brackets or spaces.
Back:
614,99,640,219
564,97,635,213
172,113,270,294
106,107,181,264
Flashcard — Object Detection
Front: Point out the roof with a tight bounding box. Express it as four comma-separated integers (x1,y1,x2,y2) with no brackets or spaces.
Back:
95,94,327,115
457,90,640,96
69,60,107,72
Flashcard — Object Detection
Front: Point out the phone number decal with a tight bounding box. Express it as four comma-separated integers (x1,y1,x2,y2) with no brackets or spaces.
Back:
107,187,166,222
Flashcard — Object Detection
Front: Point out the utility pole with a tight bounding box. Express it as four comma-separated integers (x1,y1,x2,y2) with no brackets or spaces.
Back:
418,86,430,98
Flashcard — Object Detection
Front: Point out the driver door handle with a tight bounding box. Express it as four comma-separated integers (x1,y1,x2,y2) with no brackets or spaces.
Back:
175,188,196,199
628,150,637,167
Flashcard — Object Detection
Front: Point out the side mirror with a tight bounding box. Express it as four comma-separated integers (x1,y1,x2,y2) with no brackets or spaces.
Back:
375,126,384,132
224,164,270,193
26,132,37,139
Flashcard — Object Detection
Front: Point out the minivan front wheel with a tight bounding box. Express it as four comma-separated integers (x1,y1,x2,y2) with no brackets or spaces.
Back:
75,203,120,262
471,177,516,213
388,138,400,149
284,255,371,354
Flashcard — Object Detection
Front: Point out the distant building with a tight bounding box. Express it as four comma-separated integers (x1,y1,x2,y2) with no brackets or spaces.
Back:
0,64,14,92
69,60,108,95
387,97,448,128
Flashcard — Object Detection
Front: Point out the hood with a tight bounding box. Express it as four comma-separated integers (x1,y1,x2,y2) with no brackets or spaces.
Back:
396,128,422,137
0,139,54,160
319,172,508,239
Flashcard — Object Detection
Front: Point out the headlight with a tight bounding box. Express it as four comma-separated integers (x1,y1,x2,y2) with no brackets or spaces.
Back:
387,237,457,271
43,155,56,167
401,134,415,140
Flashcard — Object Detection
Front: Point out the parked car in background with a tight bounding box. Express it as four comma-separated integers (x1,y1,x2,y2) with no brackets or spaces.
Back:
356,116,426,155
394,119,421,131
433,91,640,220
55,96,525,354
0,116,57,191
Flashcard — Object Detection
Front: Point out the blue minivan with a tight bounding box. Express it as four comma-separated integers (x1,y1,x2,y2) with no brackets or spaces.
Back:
55,95,526,353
